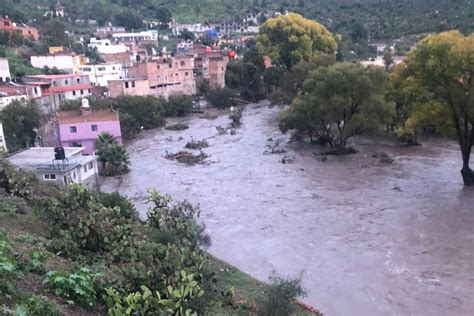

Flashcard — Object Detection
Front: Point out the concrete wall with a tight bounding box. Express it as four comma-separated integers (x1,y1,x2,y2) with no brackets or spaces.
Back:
79,64,124,87
30,55,81,74
0,122,6,151
59,120,122,155
0,58,11,82
0,94,27,110
108,79,151,98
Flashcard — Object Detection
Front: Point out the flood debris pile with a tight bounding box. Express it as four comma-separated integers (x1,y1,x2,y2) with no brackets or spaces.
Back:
372,152,395,164
185,139,209,150
199,112,218,120
165,123,189,131
165,150,209,165
280,155,296,164
264,143,286,155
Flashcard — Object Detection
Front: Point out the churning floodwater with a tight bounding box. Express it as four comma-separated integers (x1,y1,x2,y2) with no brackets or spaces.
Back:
102,101,474,315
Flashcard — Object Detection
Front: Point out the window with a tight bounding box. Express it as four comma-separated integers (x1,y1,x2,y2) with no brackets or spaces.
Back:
70,142,81,147
80,89,84,95
34,87,38,94
98,66,106,71
132,81,135,88
82,67,92,72
72,90,76,96
125,81,129,88
91,124,98,131
65,79,68,85
52,80,57,86
89,162,93,169
157,65,160,69
112,66,116,70
180,61,185,66
69,126,77,133
88,88,91,93
185,72,189,76
83,165,87,173
77,78,81,83
43,174,57,180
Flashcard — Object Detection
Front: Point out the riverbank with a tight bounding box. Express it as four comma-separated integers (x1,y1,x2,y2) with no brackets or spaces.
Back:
102,101,474,315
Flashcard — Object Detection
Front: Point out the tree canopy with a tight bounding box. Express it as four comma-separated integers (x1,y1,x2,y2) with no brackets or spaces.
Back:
256,13,337,70
393,31,474,185
280,62,393,148
1,100,40,152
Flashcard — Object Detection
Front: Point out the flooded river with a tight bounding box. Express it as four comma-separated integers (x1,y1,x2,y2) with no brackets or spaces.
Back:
102,101,474,315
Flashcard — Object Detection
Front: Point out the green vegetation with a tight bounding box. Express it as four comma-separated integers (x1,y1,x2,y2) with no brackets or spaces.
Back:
280,62,393,148
257,13,337,70
164,123,189,131
0,100,41,153
95,132,130,176
0,158,310,314
390,31,474,186
205,87,237,109
3,50,42,80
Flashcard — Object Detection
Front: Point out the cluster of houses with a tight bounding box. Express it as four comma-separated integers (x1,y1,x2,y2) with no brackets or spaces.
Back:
0,16,235,189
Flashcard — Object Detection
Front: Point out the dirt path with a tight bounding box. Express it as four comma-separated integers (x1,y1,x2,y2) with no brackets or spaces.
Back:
102,102,474,315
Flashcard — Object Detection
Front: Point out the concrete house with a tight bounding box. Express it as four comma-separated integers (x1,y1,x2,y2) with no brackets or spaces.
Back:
23,74,92,113
56,99,122,155
0,58,11,83
30,52,87,74
8,147,99,189
79,63,124,87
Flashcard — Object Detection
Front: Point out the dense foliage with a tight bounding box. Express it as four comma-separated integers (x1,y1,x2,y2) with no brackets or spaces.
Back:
257,13,337,70
390,31,474,185
280,62,394,148
95,132,130,176
0,100,41,153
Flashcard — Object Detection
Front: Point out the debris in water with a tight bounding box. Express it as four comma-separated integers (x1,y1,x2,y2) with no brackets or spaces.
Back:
165,150,209,165
185,139,209,150
216,125,227,135
165,123,189,131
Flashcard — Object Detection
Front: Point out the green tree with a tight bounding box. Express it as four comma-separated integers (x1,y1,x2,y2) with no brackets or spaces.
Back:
42,19,71,47
1,100,40,152
383,53,394,71
256,13,337,70
95,132,116,169
280,62,394,147
394,31,474,185
94,132,129,175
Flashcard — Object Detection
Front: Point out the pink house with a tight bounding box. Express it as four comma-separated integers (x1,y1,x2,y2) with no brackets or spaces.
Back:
57,101,122,155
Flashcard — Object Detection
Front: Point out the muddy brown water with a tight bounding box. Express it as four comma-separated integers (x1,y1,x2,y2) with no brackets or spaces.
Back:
102,101,474,316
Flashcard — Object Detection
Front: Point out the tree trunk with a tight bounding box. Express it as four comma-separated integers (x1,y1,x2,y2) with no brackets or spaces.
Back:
461,146,474,186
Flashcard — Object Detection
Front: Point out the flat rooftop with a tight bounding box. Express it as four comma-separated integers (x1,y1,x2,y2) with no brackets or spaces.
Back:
8,147,95,172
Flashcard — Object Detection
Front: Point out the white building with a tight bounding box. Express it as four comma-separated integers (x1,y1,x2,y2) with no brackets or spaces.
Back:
79,63,124,87
8,147,99,189
88,38,129,55
0,122,7,151
112,30,158,43
0,58,12,83
30,53,86,74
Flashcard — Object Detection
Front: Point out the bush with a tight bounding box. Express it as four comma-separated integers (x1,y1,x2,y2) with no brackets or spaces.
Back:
43,184,137,260
0,158,36,199
164,94,193,117
15,295,61,316
164,151,209,165
205,87,237,109
0,231,18,294
257,276,306,316
165,123,189,131
43,268,98,307
94,191,137,219
23,250,48,273
184,139,209,150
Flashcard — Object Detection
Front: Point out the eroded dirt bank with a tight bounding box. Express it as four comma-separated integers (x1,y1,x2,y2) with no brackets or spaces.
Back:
102,102,474,315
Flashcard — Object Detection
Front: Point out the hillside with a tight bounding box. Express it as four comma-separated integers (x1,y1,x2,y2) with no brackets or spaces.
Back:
1,0,473,40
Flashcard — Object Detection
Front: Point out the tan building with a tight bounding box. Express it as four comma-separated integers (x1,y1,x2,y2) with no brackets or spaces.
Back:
109,56,197,98
208,53,229,88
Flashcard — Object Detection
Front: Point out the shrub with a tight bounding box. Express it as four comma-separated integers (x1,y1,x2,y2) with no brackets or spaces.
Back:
0,158,36,199
94,191,137,219
23,250,48,273
15,295,61,316
43,184,137,260
164,151,208,165
257,276,306,316
184,139,209,150
229,106,243,128
164,94,193,117
205,87,237,109
165,123,189,131
0,231,18,294
43,268,97,307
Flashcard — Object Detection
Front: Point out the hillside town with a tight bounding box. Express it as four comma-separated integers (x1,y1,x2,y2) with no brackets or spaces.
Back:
0,1,472,315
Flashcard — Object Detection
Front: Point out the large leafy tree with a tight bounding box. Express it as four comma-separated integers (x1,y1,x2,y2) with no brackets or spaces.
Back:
280,62,394,147
256,13,337,70
1,100,40,152
394,31,474,186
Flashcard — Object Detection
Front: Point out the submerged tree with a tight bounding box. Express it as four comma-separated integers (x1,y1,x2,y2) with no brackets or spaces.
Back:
95,132,129,175
280,62,393,148
394,31,474,186
256,13,337,71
